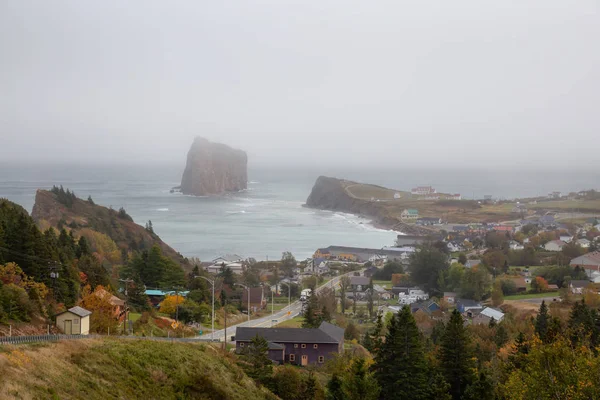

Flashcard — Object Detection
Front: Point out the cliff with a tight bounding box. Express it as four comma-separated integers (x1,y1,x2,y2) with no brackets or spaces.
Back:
305,176,435,234
31,189,186,265
180,137,247,196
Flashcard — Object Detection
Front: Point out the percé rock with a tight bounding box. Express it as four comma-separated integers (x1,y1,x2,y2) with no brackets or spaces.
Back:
180,137,248,196
305,176,433,235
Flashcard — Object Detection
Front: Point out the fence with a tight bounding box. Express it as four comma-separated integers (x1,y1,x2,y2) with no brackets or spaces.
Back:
0,334,215,346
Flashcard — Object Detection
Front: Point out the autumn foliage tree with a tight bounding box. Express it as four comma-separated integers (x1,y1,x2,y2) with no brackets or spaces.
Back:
78,285,119,334
531,276,549,293
159,294,185,315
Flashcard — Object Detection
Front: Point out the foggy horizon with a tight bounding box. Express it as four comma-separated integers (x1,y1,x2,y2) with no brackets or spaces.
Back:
1,1,599,169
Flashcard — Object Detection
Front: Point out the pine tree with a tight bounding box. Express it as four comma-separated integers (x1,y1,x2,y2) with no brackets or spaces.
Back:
439,309,475,400
535,301,549,342
495,324,509,348
326,374,347,400
373,306,429,400
238,334,273,386
303,291,322,328
463,372,494,400
366,279,374,318
76,236,90,257
87,195,95,205
343,358,380,400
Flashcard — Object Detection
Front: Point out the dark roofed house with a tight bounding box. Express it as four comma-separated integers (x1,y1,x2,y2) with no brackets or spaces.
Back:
242,287,267,312
235,321,344,366
570,280,591,294
411,300,441,318
457,299,483,316
350,276,371,291
363,266,379,278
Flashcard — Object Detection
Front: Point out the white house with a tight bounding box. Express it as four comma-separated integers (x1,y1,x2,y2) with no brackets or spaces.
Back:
447,242,464,253
509,241,524,250
56,306,91,335
206,254,245,274
544,240,566,252
578,239,591,248
570,280,590,294
394,193,401,199
559,235,573,243
473,307,505,325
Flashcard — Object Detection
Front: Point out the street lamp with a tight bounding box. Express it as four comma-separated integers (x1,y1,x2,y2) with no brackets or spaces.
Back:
280,281,292,313
235,283,251,322
196,276,215,341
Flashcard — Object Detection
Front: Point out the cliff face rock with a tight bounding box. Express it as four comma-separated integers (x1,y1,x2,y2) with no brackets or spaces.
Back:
32,190,186,265
306,176,433,235
180,137,247,196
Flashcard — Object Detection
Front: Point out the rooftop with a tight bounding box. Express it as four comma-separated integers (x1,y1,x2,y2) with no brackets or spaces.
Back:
64,306,92,318
235,321,343,344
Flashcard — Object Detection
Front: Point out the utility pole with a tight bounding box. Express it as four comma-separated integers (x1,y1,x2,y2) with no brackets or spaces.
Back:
119,278,134,335
196,276,215,341
235,283,251,322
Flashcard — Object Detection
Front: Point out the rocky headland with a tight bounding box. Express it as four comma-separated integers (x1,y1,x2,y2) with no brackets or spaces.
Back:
180,137,247,196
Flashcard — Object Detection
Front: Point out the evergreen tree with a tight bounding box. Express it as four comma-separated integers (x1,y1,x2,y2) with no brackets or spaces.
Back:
127,274,150,311
301,371,320,399
463,372,495,400
303,291,322,328
373,306,429,400
366,278,374,318
568,300,599,346
495,324,509,348
219,265,235,286
76,236,90,257
238,334,273,386
535,301,550,342
343,358,380,400
326,374,347,400
87,195,95,205
439,309,475,400
427,373,452,400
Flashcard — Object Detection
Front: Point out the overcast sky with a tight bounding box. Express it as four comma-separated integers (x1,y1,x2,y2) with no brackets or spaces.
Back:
1,1,598,168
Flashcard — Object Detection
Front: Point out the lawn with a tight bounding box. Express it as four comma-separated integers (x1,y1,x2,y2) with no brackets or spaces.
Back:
274,316,304,328
128,312,142,322
372,280,392,289
505,291,560,300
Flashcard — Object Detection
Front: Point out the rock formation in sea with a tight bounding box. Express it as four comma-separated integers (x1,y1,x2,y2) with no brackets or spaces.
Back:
180,137,248,196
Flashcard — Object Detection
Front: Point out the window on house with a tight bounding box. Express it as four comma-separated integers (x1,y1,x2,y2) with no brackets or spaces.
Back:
318,356,324,363
313,344,318,349
289,354,295,362
239,342,244,347
73,319,79,325
294,344,298,348
301,344,306,348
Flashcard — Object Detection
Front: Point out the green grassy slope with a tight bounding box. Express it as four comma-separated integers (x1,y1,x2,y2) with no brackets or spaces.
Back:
0,338,275,400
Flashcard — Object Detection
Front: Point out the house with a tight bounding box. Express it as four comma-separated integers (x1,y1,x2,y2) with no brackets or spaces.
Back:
559,235,573,243
307,258,330,275
578,239,591,248
206,254,245,274
569,251,600,278
411,300,441,317
509,241,524,251
508,276,527,292
447,242,465,253
465,260,482,269
235,321,344,366
493,225,514,233
456,299,483,316
314,248,332,259
443,292,457,304
401,209,419,220
56,306,91,335
411,186,436,195
349,276,371,292
416,217,442,226
473,307,505,325
570,280,590,294
539,215,556,227
394,193,402,199
398,288,429,305
145,289,190,307
242,287,267,313
545,240,567,252
548,191,562,199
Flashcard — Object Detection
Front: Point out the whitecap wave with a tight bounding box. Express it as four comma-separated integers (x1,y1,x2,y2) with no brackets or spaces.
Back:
249,181,260,184
157,208,169,212
226,210,248,215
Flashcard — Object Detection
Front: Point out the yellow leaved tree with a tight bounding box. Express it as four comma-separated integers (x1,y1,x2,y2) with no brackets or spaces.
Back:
78,285,119,334
159,294,185,315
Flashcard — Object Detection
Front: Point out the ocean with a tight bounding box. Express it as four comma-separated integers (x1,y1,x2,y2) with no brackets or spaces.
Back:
0,163,598,261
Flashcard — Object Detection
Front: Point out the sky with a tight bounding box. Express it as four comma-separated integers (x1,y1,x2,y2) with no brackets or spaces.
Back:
1,0,599,169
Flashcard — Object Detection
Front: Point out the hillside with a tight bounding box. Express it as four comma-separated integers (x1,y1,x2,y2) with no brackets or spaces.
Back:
31,189,186,266
305,176,514,227
0,338,274,399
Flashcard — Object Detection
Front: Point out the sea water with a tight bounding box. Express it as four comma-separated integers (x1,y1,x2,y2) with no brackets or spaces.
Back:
0,163,597,261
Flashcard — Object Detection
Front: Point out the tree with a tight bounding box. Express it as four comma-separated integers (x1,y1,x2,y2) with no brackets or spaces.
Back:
366,279,374,318
339,276,350,314
145,220,154,234
535,301,549,342
439,309,475,400
87,195,95,205
342,358,380,400
482,250,507,277
281,251,297,278
409,244,449,295
373,306,429,400
78,285,119,334
531,276,549,293
463,372,495,400
372,260,403,280
344,322,359,341
238,334,273,386
495,324,509,348
127,274,150,311
326,374,347,400
458,253,468,265
303,290,322,328
76,236,90,257
459,265,491,301
491,280,504,306
159,294,185,315
219,265,235,286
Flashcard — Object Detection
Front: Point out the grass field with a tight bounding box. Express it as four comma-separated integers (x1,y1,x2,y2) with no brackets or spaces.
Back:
529,199,600,212
0,339,271,399
504,291,560,300
372,280,392,289
274,316,304,328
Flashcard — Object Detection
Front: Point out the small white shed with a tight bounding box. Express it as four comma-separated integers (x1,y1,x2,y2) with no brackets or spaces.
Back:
56,306,91,335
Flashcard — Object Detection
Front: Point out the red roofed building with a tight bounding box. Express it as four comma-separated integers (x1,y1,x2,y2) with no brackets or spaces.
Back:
493,226,513,233
571,251,600,278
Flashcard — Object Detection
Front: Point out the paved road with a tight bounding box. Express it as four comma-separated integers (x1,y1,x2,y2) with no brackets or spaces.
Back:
207,273,354,342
